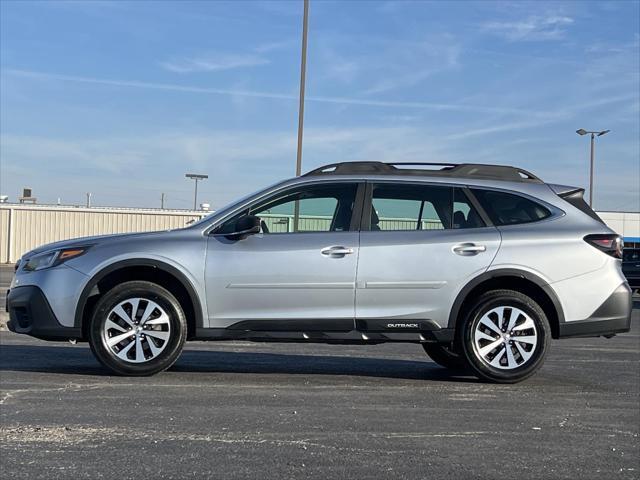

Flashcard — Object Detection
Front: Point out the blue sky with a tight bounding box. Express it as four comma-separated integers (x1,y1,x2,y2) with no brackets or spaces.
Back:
1,0,638,211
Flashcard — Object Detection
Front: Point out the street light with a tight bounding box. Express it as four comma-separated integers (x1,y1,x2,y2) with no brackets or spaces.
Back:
576,129,610,208
185,173,208,211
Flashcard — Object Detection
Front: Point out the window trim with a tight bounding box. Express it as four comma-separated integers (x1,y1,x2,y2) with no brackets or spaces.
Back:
361,181,491,232
461,187,493,227
209,181,366,236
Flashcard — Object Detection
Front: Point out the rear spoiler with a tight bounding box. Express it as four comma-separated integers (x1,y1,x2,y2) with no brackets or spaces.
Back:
548,184,604,223
548,184,583,196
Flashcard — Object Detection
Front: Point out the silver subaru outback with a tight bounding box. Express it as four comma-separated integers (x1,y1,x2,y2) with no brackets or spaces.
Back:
7,162,632,383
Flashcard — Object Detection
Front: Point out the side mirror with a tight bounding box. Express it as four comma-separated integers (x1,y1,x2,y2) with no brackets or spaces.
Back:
227,215,261,240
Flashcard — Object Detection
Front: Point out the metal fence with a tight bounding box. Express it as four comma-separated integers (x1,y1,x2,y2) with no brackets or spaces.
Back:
259,214,443,233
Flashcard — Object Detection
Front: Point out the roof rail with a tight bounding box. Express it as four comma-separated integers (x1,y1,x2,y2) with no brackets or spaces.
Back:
303,161,543,183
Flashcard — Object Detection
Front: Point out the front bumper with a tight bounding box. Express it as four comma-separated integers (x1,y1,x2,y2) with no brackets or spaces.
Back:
6,286,82,341
558,283,632,338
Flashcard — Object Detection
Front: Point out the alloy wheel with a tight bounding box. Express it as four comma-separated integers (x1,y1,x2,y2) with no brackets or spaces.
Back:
103,298,171,364
472,306,538,370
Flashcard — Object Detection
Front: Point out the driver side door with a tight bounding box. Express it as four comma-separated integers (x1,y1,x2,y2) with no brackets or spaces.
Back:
205,181,364,331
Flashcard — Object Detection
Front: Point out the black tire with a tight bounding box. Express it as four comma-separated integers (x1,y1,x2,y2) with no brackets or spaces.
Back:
460,289,550,384
89,281,187,376
422,343,468,370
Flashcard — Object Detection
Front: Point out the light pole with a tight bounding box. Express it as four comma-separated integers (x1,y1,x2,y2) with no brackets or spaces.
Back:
185,173,208,211
293,0,309,232
295,0,309,177
576,129,610,208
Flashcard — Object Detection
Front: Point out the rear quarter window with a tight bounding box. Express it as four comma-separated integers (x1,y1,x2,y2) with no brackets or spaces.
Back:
471,189,551,226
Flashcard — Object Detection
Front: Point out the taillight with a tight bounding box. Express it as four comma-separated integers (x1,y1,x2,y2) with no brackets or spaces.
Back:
584,234,623,259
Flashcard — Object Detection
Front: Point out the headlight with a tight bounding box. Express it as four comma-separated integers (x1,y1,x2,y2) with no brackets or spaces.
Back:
22,247,90,272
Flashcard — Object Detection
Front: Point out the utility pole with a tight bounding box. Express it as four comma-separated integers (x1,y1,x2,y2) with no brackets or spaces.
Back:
185,173,208,211
86,192,92,208
161,193,165,209
576,129,610,208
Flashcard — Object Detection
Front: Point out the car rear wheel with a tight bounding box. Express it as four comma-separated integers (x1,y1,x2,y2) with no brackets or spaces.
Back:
88,281,187,376
460,289,550,383
422,343,468,370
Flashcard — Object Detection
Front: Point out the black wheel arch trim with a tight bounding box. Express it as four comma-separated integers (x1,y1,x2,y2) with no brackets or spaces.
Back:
447,268,565,329
74,258,204,331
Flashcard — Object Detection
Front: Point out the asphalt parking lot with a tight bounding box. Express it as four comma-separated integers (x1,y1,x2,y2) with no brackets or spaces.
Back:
1,265,638,479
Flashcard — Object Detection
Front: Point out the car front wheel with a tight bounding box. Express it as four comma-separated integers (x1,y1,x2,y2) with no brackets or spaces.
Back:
460,289,550,383
88,281,187,376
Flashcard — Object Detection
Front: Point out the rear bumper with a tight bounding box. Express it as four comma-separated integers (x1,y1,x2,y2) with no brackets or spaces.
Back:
558,283,632,338
6,286,82,341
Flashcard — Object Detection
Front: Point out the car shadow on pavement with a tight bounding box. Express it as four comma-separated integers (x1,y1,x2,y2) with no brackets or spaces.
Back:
0,344,477,382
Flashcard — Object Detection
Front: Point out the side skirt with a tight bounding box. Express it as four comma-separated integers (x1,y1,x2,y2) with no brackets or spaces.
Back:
194,326,454,345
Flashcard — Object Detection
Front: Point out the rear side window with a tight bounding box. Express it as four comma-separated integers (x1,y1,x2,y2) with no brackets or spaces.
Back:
471,189,551,226
370,184,486,231
372,184,450,230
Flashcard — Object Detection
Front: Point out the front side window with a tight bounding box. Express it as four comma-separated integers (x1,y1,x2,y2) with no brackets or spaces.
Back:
217,183,358,234
471,189,551,226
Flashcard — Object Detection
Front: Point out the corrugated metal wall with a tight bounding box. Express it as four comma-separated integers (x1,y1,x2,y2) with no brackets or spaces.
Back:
0,208,9,264
1,204,638,264
0,205,206,263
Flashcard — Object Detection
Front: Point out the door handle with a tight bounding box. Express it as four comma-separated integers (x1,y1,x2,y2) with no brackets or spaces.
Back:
321,246,354,257
453,243,486,256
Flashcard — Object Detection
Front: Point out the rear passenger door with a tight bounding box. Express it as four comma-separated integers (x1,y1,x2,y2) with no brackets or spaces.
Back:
355,182,501,329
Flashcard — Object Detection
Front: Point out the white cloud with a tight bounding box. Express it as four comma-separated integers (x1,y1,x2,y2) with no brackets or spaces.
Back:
160,53,270,73
482,15,574,41
316,36,461,95
3,69,557,117
321,54,360,85
160,40,292,74
363,42,461,95
444,93,636,140
253,40,295,54
0,127,449,207
0,134,149,175
2,124,637,211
